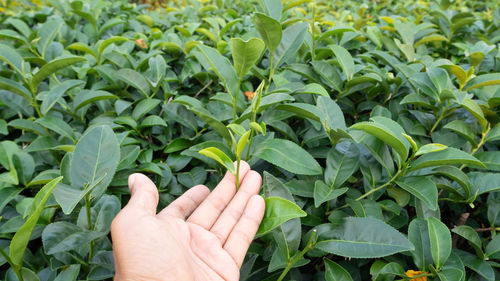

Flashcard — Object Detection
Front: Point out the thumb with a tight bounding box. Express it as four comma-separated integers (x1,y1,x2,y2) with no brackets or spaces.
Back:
125,173,159,215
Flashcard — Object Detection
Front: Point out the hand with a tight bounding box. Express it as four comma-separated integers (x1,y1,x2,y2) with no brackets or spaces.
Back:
111,161,265,281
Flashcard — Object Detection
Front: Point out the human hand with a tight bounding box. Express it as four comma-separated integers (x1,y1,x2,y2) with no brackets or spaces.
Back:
111,161,265,281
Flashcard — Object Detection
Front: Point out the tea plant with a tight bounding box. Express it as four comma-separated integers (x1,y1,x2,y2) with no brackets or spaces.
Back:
0,0,500,280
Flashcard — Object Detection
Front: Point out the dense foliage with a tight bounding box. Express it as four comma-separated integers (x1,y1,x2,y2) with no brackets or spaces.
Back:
1,0,500,280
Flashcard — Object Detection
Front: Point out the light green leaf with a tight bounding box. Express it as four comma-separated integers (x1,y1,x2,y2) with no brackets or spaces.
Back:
199,147,235,174
236,130,251,158
132,98,161,120
97,36,128,63
443,120,476,145
415,34,448,48
300,83,329,96
254,138,322,175
350,116,409,162
427,216,451,269
31,57,87,92
67,42,97,58
330,44,355,80
35,116,74,141
464,73,500,91
9,177,63,268
252,13,282,53
257,197,306,236
0,43,25,75
230,37,265,79
54,264,80,281
460,98,487,132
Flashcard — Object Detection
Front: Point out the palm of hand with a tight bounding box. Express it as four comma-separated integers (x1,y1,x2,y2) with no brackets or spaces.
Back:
112,162,264,281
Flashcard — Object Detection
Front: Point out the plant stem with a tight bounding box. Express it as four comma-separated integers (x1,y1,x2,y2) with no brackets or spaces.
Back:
0,247,23,281
460,123,490,170
245,130,255,160
276,231,317,281
235,158,241,189
84,194,94,266
429,103,453,134
234,79,242,121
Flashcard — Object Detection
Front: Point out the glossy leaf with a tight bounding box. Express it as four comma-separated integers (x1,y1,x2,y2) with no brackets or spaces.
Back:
254,138,322,175
396,176,438,211
257,196,306,236
9,177,63,268
31,57,87,91
198,147,235,174
427,216,451,269
315,217,414,258
324,259,353,281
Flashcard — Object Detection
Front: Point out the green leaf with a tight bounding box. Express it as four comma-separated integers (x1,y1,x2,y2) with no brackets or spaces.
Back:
54,264,80,281
194,45,239,101
41,80,84,115
396,176,438,211
324,258,353,281
0,43,25,75
325,143,359,188
198,147,235,174
273,22,308,69
468,172,500,195
443,120,476,145
254,138,322,175
71,125,120,197
1,78,32,105
427,216,451,269
330,45,355,80
300,83,329,96
97,36,128,63
35,116,74,141
464,73,500,91
415,34,448,47
314,181,348,207
256,196,306,236
350,116,409,162
366,26,383,48
31,57,87,92
408,219,433,271
36,20,62,58
252,13,282,53
260,0,282,20
236,130,251,158
115,69,151,97
230,37,265,79
460,98,487,132
456,249,495,281
315,217,414,258
42,222,103,255
452,225,483,258
410,147,484,171
67,42,97,58
73,90,117,111
132,98,161,120
485,234,500,259
9,177,63,268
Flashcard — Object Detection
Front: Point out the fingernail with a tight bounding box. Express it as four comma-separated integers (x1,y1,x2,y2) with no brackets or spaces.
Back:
128,174,136,188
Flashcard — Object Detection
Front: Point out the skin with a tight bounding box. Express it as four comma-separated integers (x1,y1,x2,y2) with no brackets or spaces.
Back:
111,161,265,281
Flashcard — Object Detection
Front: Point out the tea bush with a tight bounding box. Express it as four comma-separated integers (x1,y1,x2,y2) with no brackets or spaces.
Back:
0,0,500,280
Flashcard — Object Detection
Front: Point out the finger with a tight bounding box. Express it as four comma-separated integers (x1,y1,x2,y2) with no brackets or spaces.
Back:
210,170,262,244
187,161,250,229
189,224,240,281
124,173,159,215
157,184,210,220
223,195,265,268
